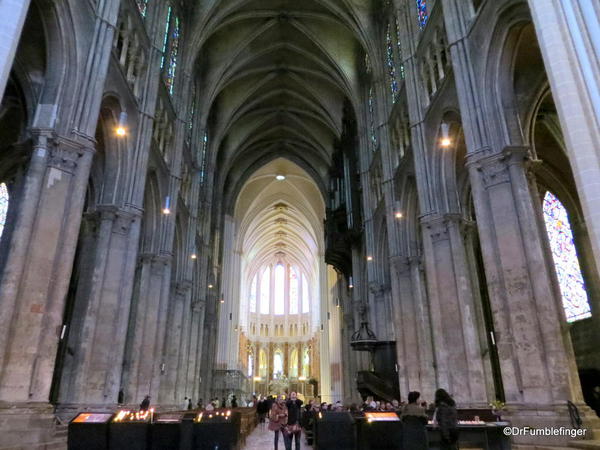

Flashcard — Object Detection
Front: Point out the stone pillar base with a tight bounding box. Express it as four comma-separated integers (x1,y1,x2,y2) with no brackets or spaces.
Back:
502,403,600,447
0,402,65,450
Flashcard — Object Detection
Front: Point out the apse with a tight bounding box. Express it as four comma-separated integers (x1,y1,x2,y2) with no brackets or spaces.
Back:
215,157,329,399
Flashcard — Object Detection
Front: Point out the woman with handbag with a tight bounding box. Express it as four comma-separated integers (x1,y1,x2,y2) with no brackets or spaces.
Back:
284,391,304,450
269,395,288,450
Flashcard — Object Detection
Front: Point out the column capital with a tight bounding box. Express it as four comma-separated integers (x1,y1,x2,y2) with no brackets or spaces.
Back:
466,146,531,188
174,280,193,296
94,205,141,235
420,213,453,241
33,131,95,174
390,254,421,274
138,252,171,265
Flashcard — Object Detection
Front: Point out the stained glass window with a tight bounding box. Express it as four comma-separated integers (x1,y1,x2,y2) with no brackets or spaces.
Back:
302,347,310,377
0,183,8,239
386,23,398,102
186,84,196,145
289,348,298,378
542,191,592,322
273,351,283,376
289,268,299,314
395,17,406,80
161,6,180,95
416,0,428,29
259,349,267,377
249,274,257,313
260,267,270,314
274,263,285,315
302,274,310,313
200,131,208,184
368,86,377,151
136,0,148,17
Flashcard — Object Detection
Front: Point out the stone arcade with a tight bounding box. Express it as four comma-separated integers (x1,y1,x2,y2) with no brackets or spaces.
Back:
0,0,599,448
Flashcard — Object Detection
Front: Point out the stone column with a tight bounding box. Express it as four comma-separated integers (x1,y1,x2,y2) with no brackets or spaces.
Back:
188,301,205,402
0,0,31,100
57,206,141,407
466,146,600,443
174,283,193,403
420,214,488,406
390,255,436,402
528,0,600,274
157,281,188,405
0,133,94,403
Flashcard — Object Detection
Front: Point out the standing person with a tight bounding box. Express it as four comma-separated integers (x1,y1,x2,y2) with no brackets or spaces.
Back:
257,398,267,426
182,397,189,410
187,398,193,410
401,391,429,450
269,395,288,450
434,389,459,450
284,391,303,450
140,395,150,411
231,395,238,408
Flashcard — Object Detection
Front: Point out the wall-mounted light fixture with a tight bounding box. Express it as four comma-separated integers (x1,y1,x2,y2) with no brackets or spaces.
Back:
115,111,128,137
162,196,171,215
439,122,451,148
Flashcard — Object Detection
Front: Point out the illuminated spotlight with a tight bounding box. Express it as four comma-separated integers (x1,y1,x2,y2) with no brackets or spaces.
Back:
253,376,262,381
395,211,403,219
348,276,354,289
208,284,213,289
439,122,451,148
220,298,225,304
162,196,171,215
366,256,373,261
191,254,197,260
115,111,128,137
275,174,286,181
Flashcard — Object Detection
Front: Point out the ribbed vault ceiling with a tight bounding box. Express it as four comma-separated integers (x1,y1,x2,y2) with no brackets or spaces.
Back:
189,0,373,207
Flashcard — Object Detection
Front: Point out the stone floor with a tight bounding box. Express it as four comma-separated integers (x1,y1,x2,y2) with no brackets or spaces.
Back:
243,423,311,450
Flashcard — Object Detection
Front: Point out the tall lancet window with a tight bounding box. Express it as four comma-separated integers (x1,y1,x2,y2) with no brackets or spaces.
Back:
386,22,398,102
247,354,253,377
368,86,377,151
249,274,258,313
416,0,428,29
289,348,299,378
0,183,8,239
302,347,310,377
273,351,283,376
161,5,180,94
289,268,299,314
274,263,285,315
395,17,405,80
260,267,270,314
542,191,592,322
302,274,310,313
200,131,208,184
